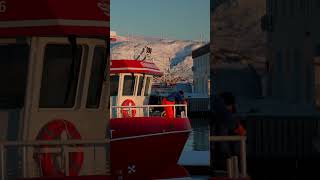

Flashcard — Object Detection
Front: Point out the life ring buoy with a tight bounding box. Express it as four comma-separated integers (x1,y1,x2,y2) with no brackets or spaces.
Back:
121,99,136,118
34,119,84,176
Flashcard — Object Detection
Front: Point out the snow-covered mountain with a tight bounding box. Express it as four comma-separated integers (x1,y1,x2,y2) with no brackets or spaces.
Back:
111,35,207,83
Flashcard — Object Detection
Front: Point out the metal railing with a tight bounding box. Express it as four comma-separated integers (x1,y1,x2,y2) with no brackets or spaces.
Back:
209,135,247,178
111,104,188,119
0,139,110,180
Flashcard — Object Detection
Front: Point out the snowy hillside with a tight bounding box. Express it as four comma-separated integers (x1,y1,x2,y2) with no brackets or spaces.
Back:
111,35,206,83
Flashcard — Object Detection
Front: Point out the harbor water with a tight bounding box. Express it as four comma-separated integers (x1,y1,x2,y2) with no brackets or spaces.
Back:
179,117,210,166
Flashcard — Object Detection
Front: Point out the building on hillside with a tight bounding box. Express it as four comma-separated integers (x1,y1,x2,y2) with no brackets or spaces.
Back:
192,43,210,97
187,43,211,113
110,31,117,41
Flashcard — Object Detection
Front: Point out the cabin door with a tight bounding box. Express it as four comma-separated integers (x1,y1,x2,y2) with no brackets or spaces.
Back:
117,74,153,118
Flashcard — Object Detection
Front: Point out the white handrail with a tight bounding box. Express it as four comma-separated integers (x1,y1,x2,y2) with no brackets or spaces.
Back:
111,104,188,118
209,135,247,178
1,145,4,180
111,104,187,108
0,139,110,179
0,139,110,146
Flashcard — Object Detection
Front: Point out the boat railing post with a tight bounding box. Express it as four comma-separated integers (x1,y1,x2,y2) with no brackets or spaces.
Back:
227,158,233,178
240,136,247,177
63,146,70,176
185,104,188,117
110,105,112,118
23,146,27,177
147,106,150,117
173,105,176,118
1,145,5,180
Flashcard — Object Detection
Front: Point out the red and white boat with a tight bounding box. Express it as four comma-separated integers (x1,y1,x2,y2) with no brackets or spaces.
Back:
109,48,191,180
0,0,192,180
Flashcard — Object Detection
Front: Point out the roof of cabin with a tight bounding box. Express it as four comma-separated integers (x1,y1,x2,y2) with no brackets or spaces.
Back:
0,0,109,37
111,60,163,76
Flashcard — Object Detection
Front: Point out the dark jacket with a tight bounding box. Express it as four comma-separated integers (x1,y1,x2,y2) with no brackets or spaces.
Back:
210,96,237,136
167,92,184,103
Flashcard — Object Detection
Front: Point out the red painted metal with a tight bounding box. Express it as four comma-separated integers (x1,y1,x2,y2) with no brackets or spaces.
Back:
0,0,109,37
110,117,191,180
121,99,137,118
20,117,191,180
110,60,163,76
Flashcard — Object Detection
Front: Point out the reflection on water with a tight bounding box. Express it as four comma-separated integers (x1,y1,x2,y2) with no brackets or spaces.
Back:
183,117,210,151
179,116,210,166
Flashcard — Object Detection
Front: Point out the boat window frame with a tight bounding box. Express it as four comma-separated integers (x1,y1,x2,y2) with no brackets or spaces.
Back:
144,75,153,96
136,74,145,96
121,73,138,96
110,74,120,97
0,38,31,109
36,38,91,111
38,43,87,109
85,46,106,109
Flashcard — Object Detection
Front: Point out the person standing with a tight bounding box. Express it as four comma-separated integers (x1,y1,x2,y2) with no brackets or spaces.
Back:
162,90,185,118
210,91,241,174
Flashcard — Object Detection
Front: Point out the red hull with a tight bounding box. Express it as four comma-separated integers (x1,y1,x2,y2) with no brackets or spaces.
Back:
110,117,192,180
19,117,191,180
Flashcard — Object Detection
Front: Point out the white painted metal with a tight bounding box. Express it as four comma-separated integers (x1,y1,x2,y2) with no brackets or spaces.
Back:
209,136,247,178
113,73,153,118
192,53,210,96
11,37,110,178
0,139,110,180
111,104,188,118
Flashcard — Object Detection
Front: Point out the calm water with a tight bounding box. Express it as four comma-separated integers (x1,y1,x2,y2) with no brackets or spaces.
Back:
179,116,210,166
183,117,210,151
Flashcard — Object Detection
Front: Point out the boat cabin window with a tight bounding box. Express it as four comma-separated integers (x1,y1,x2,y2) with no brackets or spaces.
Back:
86,47,106,108
137,75,145,96
39,44,83,108
144,77,151,96
122,75,136,96
0,44,29,108
110,75,119,96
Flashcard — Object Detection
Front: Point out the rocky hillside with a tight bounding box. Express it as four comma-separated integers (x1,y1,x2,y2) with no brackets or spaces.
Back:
211,0,266,69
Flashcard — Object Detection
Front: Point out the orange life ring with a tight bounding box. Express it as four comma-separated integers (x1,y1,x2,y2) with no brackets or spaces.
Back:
34,119,84,177
121,99,136,118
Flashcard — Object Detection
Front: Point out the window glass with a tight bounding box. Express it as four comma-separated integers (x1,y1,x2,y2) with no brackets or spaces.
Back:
314,61,320,107
86,47,106,108
122,75,136,96
137,76,144,96
282,0,286,16
39,44,83,108
0,44,29,108
144,77,151,96
110,75,119,96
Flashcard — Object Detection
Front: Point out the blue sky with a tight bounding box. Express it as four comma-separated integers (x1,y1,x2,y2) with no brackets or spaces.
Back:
110,0,210,41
